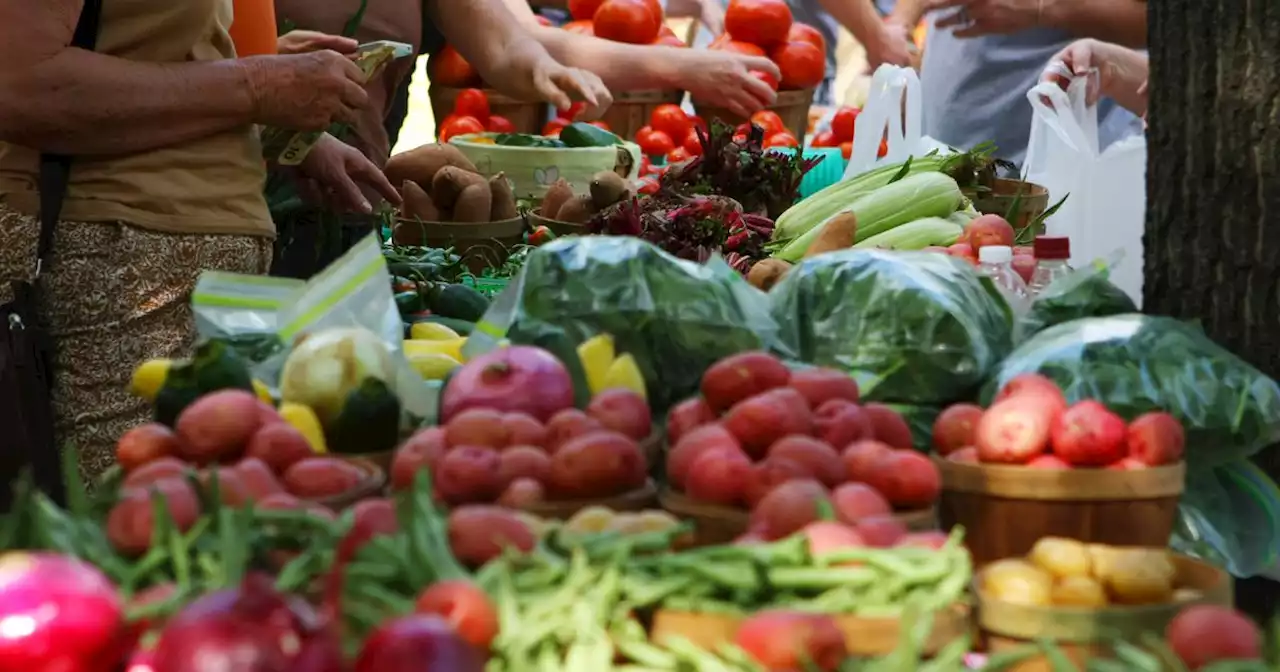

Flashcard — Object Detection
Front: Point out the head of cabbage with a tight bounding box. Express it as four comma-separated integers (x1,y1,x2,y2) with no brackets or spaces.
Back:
279,327,395,426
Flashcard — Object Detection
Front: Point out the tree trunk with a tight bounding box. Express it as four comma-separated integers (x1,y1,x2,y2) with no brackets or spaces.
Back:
1145,0,1280,619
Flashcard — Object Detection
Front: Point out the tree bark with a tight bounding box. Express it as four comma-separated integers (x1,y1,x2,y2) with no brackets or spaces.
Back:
1145,0,1280,619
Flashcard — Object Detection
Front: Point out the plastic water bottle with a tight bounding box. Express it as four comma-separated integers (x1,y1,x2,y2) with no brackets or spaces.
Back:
978,245,1031,313
1029,236,1073,295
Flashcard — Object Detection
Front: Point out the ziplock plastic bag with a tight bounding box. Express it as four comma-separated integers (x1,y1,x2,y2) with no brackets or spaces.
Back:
769,250,1014,404
466,236,789,413
1016,256,1136,340
1176,460,1280,578
843,65,955,180
985,314,1280,467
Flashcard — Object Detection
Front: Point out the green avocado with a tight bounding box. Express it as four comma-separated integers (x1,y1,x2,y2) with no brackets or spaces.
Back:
326,377,402,455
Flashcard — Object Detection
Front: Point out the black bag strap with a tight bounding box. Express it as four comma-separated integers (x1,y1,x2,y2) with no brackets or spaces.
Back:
36,0,104,274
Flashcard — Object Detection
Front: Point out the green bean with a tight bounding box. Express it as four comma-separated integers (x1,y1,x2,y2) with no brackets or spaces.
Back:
1109,639,1162,671
715,643,766,672
1037,640,1083,672
979,644,1045,671
616,638,679,667
767,566,878,591
663,635,733,672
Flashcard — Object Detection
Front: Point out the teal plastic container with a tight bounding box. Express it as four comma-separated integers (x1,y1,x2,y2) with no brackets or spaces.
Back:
768,147,846,200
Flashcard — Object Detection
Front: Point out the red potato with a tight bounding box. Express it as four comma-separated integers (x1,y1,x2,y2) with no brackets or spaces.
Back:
932,403,984,456
282,457,366,500
667,424,744,489
198,467,253,506
107,478,201,556
445,409,509,450
122,457,193,489
586,389,653,440
1051,400,1128,466
947,243,977,263
244,422,316,475
498,446,553,486
500,412,548,448
735,610,848,672
994,373,1067,416
414,580,500,651
115,423,181,473
865,450,940,509
256,401,284,426
723,388,813,458
666,396,717,445
975,398,1055,463
1166,605,1262,669
447,505,537,567
812,399,874,449
767,435,846,487
897,531,948,550
749,479,830,541
435,446,504,505
546,431,647,499
685,447,753,506
497,478,546,508
788,368,860,408
1127,412,1185,466
1107,457,1148,471
700,351,791,412
743,458,810,507
948,446,979,463
233,457,285,500
831,482,892,524
801,521,865,556
174,389,264,464
343,498,399,554
855,515,908,547
963,214,1015,251
257,492,336,520
840,440,893,482
544,409,604,453
1026,454,1072,469
862,404,914,449
391,427,449,490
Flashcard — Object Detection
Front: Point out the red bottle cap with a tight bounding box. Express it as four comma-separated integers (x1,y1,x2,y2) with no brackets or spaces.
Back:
1033,236,1070,260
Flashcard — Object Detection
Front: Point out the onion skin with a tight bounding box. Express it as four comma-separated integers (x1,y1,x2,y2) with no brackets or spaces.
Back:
353,615,486,672
441,346,575,423
0,552,127,672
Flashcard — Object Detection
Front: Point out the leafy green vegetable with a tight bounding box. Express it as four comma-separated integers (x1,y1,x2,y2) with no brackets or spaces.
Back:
495,133,565,148
1018,261,1136,339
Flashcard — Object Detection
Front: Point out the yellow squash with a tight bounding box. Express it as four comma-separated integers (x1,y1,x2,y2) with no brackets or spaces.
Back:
279,402,328,454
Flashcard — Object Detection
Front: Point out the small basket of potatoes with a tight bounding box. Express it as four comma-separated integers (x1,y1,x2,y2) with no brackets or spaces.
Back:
528,171,634,235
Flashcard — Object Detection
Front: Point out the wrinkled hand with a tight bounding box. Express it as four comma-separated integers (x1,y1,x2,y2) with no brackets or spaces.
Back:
865,21,914,71
1041,39,1149,117
685,51,779,118
491,40,612,119
242,51,369,130
277,30,358,56
667,0,725,36
294,134,401,214
926,0,1042,38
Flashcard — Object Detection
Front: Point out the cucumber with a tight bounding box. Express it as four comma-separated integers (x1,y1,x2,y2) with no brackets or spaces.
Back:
326,378,401,455
559,122,622,148
425,283,489,321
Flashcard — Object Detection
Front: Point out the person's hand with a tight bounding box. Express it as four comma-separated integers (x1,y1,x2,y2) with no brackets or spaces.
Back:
667,0,725,36
277,30,358,56
926,0,1042,38
487,39,613,119
241,51,370,131
865,21,914,71
684,51,779,118
1041,39,1149,117
294,134,401,214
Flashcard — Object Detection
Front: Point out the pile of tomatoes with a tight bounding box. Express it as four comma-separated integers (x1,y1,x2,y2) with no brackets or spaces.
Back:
438,89,518,142
565,0,686,46
540,102,613,137
709,0,826,92
810,106,888,160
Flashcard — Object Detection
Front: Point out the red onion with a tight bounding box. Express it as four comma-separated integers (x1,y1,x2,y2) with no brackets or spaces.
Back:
440,346,575,423
0,552,127,672
353,615,485,672
151,573,344,672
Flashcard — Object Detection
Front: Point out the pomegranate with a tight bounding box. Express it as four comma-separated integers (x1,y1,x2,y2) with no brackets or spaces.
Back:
0,553,126,672
441,346,575,423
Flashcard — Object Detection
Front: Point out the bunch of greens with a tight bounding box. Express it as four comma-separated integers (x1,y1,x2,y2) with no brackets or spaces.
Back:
588,194,774,274
769,250,1014,405
1017,260,1137,339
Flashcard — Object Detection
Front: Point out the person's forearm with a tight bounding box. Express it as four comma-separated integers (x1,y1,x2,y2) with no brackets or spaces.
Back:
430,0,535,81
888,0,926,28
1043,0,1146,47
529,27,682,91
0,51,257,155
817,0,889,52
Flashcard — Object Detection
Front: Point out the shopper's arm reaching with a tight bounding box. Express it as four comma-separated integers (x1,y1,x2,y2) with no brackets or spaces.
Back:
816,0,914,70
926,0,1145,47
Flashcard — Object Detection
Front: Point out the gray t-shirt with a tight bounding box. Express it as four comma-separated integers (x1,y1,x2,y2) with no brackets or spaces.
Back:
920,21,1142,164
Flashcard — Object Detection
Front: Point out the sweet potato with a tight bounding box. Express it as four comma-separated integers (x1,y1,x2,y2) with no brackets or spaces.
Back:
589,171,629,210
539,179,574,219
453,182,493,223
555,194,596,224
747,259,792,291
401,180,440,222
805,212,857,258
385,143,477,190
432,166,487,212
488,173,518,221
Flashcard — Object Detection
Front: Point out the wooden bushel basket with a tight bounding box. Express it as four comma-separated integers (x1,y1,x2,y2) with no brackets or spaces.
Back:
971,178,1051,234
392,217,525,275
935,457,1186,567
429,86,546,135
599,90,685,141
527,212,590,238
695,88,815,145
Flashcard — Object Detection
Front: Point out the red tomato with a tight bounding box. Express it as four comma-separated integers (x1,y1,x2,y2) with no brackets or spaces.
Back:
414,580,499,650
682,129,704,155
563,19,595,35
650,104,692,142
542,118,569,136
752,69,780,91
878,138,889,158
810,130,837,147
439,115,485,142
787,22,825,52
710,37,767,57
639,155,654,176
593,0,662,44
453,88,490,123
430,45,480,88
589,120,612,131
637,177,660,195
688,115,708,133
764,132,798,149
724,0,793,48
635,126,675,157
733,122,754,143
667,147,692,164
840,141,852,159
772,41,825,90
486,115,515,133
567,0,606,20
831,106,859,143
557,101,587,121
749,110,786,136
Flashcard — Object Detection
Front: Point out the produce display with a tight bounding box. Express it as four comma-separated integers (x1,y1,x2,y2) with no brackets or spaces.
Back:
710,1,825,93
436,88,518,141
981,538,1195,607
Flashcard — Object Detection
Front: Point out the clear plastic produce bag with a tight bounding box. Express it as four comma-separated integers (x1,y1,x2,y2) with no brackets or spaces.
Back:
1177,460,1280,578
769,250,1014,405
1016,256,1136,341
466,236,790,413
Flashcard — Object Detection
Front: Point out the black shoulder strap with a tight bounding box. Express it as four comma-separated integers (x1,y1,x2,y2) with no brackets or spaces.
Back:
36,0,104,273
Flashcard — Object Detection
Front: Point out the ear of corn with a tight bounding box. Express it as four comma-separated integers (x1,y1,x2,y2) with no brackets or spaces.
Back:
854,217,964,250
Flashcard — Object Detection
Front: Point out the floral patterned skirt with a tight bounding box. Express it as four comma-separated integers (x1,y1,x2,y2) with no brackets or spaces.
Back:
0,203,271,481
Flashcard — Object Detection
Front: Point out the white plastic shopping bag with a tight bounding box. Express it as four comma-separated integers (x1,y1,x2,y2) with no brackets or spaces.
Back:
842,65,953,180
1023,79,1147,307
